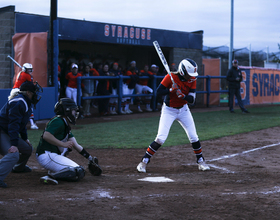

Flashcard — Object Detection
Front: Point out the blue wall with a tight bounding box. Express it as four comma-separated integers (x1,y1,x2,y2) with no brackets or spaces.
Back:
0,87,56,120
15,13,202,49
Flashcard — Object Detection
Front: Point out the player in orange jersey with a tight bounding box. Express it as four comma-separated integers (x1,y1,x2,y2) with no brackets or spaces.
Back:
65,64,83,104
137,58,210,173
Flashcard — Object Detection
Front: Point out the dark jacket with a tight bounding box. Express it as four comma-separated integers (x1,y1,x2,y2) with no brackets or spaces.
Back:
226,66,243,89
97,71,112,95
110,69,121,89
0,93,32,146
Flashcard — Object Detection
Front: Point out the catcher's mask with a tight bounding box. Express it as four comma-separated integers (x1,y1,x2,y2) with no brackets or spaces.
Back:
19,81,43,109
54,98,79,125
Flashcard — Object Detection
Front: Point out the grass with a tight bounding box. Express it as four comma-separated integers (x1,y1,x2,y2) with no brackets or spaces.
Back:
27,106,280,149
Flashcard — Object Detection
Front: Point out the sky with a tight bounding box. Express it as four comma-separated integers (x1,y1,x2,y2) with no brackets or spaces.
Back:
2,0,280,53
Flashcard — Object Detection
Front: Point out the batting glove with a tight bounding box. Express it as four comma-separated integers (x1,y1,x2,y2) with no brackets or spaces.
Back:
176,89,185,99
169,83,179,93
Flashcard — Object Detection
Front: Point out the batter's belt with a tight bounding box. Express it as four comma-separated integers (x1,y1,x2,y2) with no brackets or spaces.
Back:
165,104,184,109
173,106,184,109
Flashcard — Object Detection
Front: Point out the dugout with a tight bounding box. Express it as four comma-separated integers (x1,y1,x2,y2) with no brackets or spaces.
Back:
0,5,204,120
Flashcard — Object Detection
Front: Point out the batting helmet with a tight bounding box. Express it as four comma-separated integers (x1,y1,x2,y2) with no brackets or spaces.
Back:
22,63,33,73
54,98,79,125
178,58,198,77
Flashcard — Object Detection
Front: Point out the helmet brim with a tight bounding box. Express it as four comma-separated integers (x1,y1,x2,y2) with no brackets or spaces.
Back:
188,72,198,77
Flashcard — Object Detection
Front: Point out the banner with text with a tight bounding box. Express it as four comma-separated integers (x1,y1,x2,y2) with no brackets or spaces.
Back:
15,13,202,49
239,67,280,105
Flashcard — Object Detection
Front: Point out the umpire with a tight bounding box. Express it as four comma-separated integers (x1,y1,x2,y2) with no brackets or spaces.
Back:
226,59,249,113
0,81,42,188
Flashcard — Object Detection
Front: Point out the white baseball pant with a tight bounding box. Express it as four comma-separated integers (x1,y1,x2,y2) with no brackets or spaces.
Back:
36,151,79,173
155,103,199,145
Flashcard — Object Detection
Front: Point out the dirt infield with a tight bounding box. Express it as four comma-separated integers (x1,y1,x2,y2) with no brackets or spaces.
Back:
1,107,280,219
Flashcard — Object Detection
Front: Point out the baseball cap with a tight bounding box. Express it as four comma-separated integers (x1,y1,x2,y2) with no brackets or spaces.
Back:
232,59,238,64
72,64,78,69
20,81,37,93
151,64,157,68
113,62,118,66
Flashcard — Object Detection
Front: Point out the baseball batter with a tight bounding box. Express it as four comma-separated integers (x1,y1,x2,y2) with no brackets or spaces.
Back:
36,98,102,185
137,58,210,173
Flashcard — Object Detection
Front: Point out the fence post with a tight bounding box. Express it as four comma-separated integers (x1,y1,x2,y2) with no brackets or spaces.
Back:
152,75,157,110
77,77,81,106
206,75,211,107
117,75,123,113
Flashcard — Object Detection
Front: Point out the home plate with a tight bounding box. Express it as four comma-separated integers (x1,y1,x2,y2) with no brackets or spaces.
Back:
138,177,174,182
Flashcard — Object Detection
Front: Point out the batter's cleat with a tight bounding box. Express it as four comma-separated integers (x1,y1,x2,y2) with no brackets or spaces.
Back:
31,124,39,129
137,162,147,173
0,180,7,188
197,158,210,171
40,176,58,185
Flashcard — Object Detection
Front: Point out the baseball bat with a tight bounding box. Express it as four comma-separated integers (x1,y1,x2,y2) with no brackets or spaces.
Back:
7,55,22,69
153,41,175,85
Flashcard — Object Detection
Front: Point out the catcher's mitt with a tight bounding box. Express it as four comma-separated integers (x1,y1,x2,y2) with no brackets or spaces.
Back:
88,157,102,176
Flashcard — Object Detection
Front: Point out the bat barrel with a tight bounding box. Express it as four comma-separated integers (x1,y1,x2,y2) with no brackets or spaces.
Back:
7,55,22,68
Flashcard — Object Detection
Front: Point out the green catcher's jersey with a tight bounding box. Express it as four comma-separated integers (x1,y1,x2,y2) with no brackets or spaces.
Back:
36,116,74,156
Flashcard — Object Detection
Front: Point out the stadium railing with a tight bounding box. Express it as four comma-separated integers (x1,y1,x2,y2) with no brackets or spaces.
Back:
77,75,229,112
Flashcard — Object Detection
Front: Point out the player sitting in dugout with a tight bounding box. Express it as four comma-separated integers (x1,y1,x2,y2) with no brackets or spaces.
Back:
36,98,102,185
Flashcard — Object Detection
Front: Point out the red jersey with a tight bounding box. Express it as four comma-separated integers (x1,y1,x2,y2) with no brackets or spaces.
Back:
124,70,136,84
138,70,153,86
13,71,32,89
66,72,83,88
90,68,100,76
161,73,196,108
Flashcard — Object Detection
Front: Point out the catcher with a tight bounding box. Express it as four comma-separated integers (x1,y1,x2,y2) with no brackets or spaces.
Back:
36,98,102,185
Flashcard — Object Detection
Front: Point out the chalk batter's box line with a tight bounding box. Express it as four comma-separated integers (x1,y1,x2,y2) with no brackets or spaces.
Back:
182,142,280,169
208,142,280,162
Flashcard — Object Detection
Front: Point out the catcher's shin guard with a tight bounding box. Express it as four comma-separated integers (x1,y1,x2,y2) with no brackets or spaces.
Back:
49,166,85,182
75,166,86,180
